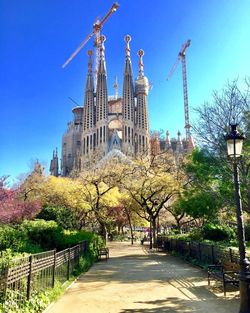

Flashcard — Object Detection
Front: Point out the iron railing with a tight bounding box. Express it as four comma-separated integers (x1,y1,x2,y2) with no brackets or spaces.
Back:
0,240,88,311
158,237,245,265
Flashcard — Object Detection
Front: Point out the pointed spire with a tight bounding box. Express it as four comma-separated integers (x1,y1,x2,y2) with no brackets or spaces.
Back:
113,76,118,99
176,130,183,153
138,49,144,77
125,34,131,59
87,50,93,73
98,35,106,74
166,131,171,147
55,147,58,157
85,50,94,92
100,35,106,60
177,130,182,143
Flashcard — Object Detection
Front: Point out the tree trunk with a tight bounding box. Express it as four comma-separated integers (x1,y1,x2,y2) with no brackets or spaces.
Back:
124,207,134,245
99,222,108,244
149,218,153,249
152,217,157,248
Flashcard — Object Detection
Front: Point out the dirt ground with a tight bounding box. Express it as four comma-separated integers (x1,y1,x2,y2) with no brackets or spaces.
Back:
44,241,239,313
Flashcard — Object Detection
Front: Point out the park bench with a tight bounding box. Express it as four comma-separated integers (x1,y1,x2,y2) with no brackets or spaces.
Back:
208,261,240,295
98,247,109,261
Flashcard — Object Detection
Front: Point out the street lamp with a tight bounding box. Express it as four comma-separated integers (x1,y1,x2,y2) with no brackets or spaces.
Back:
225,123,250,313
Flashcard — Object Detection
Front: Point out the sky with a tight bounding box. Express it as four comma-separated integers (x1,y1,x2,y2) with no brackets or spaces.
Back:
1,0,250,183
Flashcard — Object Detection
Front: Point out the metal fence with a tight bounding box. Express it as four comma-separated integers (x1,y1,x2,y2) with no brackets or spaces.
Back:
0,241,88,311
158,237,245,265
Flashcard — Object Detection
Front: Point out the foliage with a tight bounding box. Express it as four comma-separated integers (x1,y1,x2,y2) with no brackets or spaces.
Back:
201,223,235,241
121,152,182,246
193,79,250,213
0,186,41,224
0,289,50,313
38,176,91,230
0,225,28,252
36,206,76,229
244,223,250,241
0,219,103,256
20,219,62,251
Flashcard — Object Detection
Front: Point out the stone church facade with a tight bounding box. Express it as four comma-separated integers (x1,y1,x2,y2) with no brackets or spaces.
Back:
50,35,194,177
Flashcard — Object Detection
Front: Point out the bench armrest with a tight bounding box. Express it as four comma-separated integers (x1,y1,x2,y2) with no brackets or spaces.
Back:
208,265,223,271
223,270,239,274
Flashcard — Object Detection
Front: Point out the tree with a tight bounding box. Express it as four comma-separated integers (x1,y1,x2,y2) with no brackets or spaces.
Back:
38,176,90,230
78,158,125,241
0,184,41,224
193,79,250,213
122,152,182,247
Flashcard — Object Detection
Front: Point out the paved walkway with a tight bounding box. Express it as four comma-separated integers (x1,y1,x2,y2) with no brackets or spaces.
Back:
45,242,239,313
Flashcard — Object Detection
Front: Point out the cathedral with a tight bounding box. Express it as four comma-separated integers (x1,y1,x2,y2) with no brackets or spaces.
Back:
50,34,194,177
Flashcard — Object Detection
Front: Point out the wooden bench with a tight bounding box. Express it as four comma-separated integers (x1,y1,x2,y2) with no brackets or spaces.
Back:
98,247,109,261
208,261,240,295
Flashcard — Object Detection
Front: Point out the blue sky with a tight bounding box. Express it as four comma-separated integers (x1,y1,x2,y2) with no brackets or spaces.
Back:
1,0,250,183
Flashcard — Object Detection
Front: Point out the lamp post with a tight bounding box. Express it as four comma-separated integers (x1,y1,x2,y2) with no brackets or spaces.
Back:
225,124,250,313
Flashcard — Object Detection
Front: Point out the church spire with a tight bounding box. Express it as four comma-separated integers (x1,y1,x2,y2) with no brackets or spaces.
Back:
122,35,135,155
83,50,95,131
138,49,144,77
50,148,59,177
98,34,106,74
96,34,108,152
135,49,150,155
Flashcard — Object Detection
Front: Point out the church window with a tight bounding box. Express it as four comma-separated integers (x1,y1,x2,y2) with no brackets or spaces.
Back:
83,138,86,154
100,127,102,143
96,129,99,146
125,126,127,142
128,127,130,143
93,133,96,148
103,126,105,142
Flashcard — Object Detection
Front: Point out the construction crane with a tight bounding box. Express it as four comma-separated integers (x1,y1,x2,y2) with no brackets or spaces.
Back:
167,39,191,140
62,2,119,88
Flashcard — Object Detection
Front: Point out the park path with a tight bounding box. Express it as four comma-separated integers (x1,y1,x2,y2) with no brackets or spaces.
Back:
45,241,239,313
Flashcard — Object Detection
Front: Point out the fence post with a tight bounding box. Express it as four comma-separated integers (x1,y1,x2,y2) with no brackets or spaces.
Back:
67,248,71,280
198,243,202,261
27,255,33,300
85,240,89,254
77,245,80,266
52,249,56,288
229,248,233,262
211,245,215,264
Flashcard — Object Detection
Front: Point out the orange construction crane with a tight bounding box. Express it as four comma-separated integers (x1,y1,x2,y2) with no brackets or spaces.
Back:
62,2,119,87
167,39,191,140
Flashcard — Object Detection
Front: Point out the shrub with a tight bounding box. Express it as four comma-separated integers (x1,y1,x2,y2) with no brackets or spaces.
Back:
0,225,28,252
37,206,76,230
202,223,235,241
20,219,62,251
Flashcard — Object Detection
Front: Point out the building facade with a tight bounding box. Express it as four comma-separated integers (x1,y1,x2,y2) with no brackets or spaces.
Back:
50,34,194,177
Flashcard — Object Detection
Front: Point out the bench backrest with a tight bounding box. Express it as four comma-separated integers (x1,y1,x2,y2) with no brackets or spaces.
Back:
223,261,240,271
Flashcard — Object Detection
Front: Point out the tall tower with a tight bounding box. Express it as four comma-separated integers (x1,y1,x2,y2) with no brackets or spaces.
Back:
135,49,150,156
49,148,59,177
122,35,135,156
95,35,109,157
82,50,96,163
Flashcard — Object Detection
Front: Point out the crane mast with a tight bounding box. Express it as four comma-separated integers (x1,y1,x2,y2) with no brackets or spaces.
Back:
167,39,191,141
